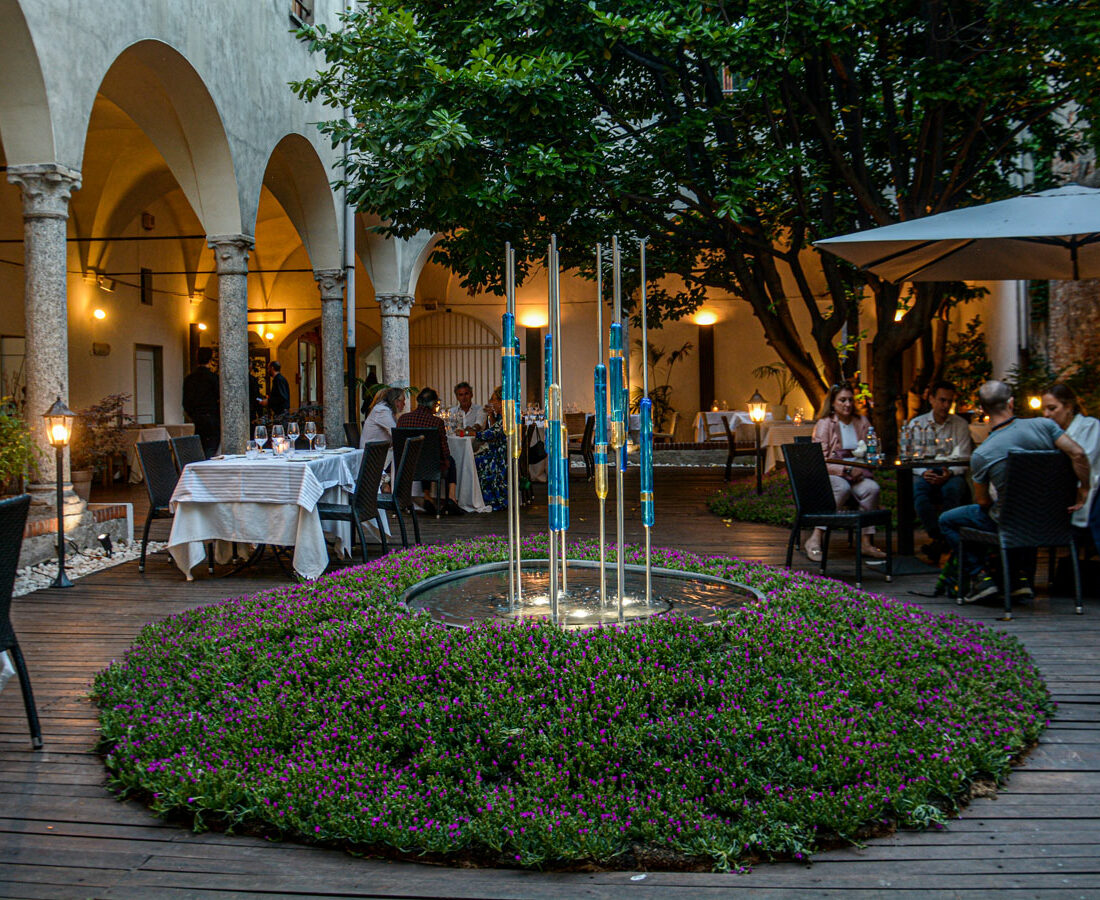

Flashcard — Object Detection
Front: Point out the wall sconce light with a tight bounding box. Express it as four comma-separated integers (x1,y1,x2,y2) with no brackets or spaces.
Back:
98,276,115,292
83,268,100,286
264,331,275,341
520,310,548,329
197,322,207,331
693,309,718,326
93,308,107,320
189,290,205,305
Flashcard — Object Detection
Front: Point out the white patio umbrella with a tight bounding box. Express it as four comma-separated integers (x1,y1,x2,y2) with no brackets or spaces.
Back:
814,184,1100,282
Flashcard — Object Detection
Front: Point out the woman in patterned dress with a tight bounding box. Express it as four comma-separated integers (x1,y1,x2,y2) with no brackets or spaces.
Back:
474,387,508,511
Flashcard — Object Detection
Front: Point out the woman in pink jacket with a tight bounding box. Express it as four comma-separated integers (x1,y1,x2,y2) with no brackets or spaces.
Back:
802,383,887,561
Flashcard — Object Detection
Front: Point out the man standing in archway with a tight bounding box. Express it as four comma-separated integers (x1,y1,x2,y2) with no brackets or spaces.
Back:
182,347,220,457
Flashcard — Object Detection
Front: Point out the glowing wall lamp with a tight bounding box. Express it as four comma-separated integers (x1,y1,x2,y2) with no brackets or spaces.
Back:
694,309,718,412
93,308,106,320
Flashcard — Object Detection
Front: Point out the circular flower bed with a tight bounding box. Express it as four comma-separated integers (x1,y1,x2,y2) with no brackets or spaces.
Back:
93,537,1051,871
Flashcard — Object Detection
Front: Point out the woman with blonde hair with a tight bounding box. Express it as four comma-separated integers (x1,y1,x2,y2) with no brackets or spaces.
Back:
360,386,406,447
803,382,886,561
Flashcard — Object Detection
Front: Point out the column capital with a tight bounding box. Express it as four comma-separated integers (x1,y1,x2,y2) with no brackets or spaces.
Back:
314,268,346,302
7,164,82,219
206,234,255,275
377,293,414,317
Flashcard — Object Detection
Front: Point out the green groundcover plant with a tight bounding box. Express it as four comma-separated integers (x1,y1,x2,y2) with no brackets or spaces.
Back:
709,472,898,528
94,537,1049,872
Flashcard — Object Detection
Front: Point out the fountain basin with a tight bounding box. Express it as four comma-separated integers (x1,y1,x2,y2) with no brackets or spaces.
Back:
402,559,760,629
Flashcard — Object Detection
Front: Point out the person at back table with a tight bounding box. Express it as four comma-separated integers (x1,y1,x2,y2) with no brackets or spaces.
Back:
361,387,406,446
259,360,290,417
939,380,1090,604
449,381,487,431
182,346,220,458
906,380,973,561
1041,383,1100,544
803,382,886,562
396,387,464,516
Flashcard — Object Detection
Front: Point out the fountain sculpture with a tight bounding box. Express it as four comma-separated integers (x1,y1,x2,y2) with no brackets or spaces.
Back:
404,237,757,628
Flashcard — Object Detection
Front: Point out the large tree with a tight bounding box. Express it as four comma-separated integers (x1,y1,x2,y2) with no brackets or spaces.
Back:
294,0,1100,447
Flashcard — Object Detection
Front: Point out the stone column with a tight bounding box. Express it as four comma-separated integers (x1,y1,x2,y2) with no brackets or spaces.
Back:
207,235,254,454
314,269,346,447
7,164,81,503
377,293,414,387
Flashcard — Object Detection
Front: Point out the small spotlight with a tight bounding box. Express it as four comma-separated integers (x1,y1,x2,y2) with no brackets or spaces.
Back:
1028,396,1042,410
97,533,113,558
197,322,207,331
93,308,107,320
264,331,275,341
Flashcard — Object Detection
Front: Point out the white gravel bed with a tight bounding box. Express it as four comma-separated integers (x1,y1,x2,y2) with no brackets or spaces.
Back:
14,540,168,597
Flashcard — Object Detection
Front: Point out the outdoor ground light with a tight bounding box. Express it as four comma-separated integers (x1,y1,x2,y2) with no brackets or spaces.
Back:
43,396,76,588
749,389,767,495
97,533,113,558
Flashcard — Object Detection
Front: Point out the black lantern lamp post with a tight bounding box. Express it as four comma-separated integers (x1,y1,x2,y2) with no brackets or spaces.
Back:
43,396,75,589
748,389,767,495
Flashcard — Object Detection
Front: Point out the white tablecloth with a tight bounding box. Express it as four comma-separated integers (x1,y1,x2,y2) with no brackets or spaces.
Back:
693,411,754,441
167,449,365,581
758,422,817,472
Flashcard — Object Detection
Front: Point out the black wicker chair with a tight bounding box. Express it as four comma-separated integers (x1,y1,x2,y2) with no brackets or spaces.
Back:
782,442,893,589
958,450,1082,620
317,441,390,560
0,494,41,749
393,426,447,518
136,440,182,574
378,435,425,548
344,422,361,449
171,434,206,469
568,415,596,480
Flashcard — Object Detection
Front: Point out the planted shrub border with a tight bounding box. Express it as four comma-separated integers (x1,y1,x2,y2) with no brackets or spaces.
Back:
94,537,1051,872
709,470,899,528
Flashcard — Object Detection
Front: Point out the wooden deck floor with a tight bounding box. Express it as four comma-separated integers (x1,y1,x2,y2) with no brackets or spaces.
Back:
2,469,1099,898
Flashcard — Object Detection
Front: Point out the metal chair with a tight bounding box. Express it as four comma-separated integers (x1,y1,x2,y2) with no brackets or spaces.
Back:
136,440,183,574
722,415,764,482
958,450,1082,620
170,434,205,469
344,422,361,449
0,494,41,749
393,426,447,518
378,435,425,547
568,414,596,480
782,442,893,589
317,440,390,560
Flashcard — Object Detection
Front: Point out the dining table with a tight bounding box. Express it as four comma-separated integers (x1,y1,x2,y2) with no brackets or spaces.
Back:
742,422,817,472
167,447,366,581
832,454,971,570
409,434,490,512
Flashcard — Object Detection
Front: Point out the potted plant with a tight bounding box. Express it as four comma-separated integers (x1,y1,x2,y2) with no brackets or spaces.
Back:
751,361,799,420
71,393,135,499
630,339,693,434
0,409,36,497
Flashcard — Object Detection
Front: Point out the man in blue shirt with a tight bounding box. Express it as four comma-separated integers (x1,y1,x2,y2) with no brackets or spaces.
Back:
939,380,1090,603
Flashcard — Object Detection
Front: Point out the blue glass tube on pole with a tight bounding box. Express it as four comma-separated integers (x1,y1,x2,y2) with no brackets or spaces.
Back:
501,311,517,608
593,363,608,607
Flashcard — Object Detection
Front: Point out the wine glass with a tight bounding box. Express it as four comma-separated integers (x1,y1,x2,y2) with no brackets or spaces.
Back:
246,440,260,460
254,424,268,449
271,424,285,441
304,420,317,451
314,433,326,452
287,421,300,454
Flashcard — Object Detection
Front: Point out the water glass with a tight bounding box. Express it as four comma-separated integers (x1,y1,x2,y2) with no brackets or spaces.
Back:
314,433,326,452
254,424,268,448
943,434,955,458
246,440,260,460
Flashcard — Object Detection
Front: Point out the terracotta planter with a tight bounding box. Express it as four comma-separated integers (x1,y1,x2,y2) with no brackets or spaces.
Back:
71,468,94,501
